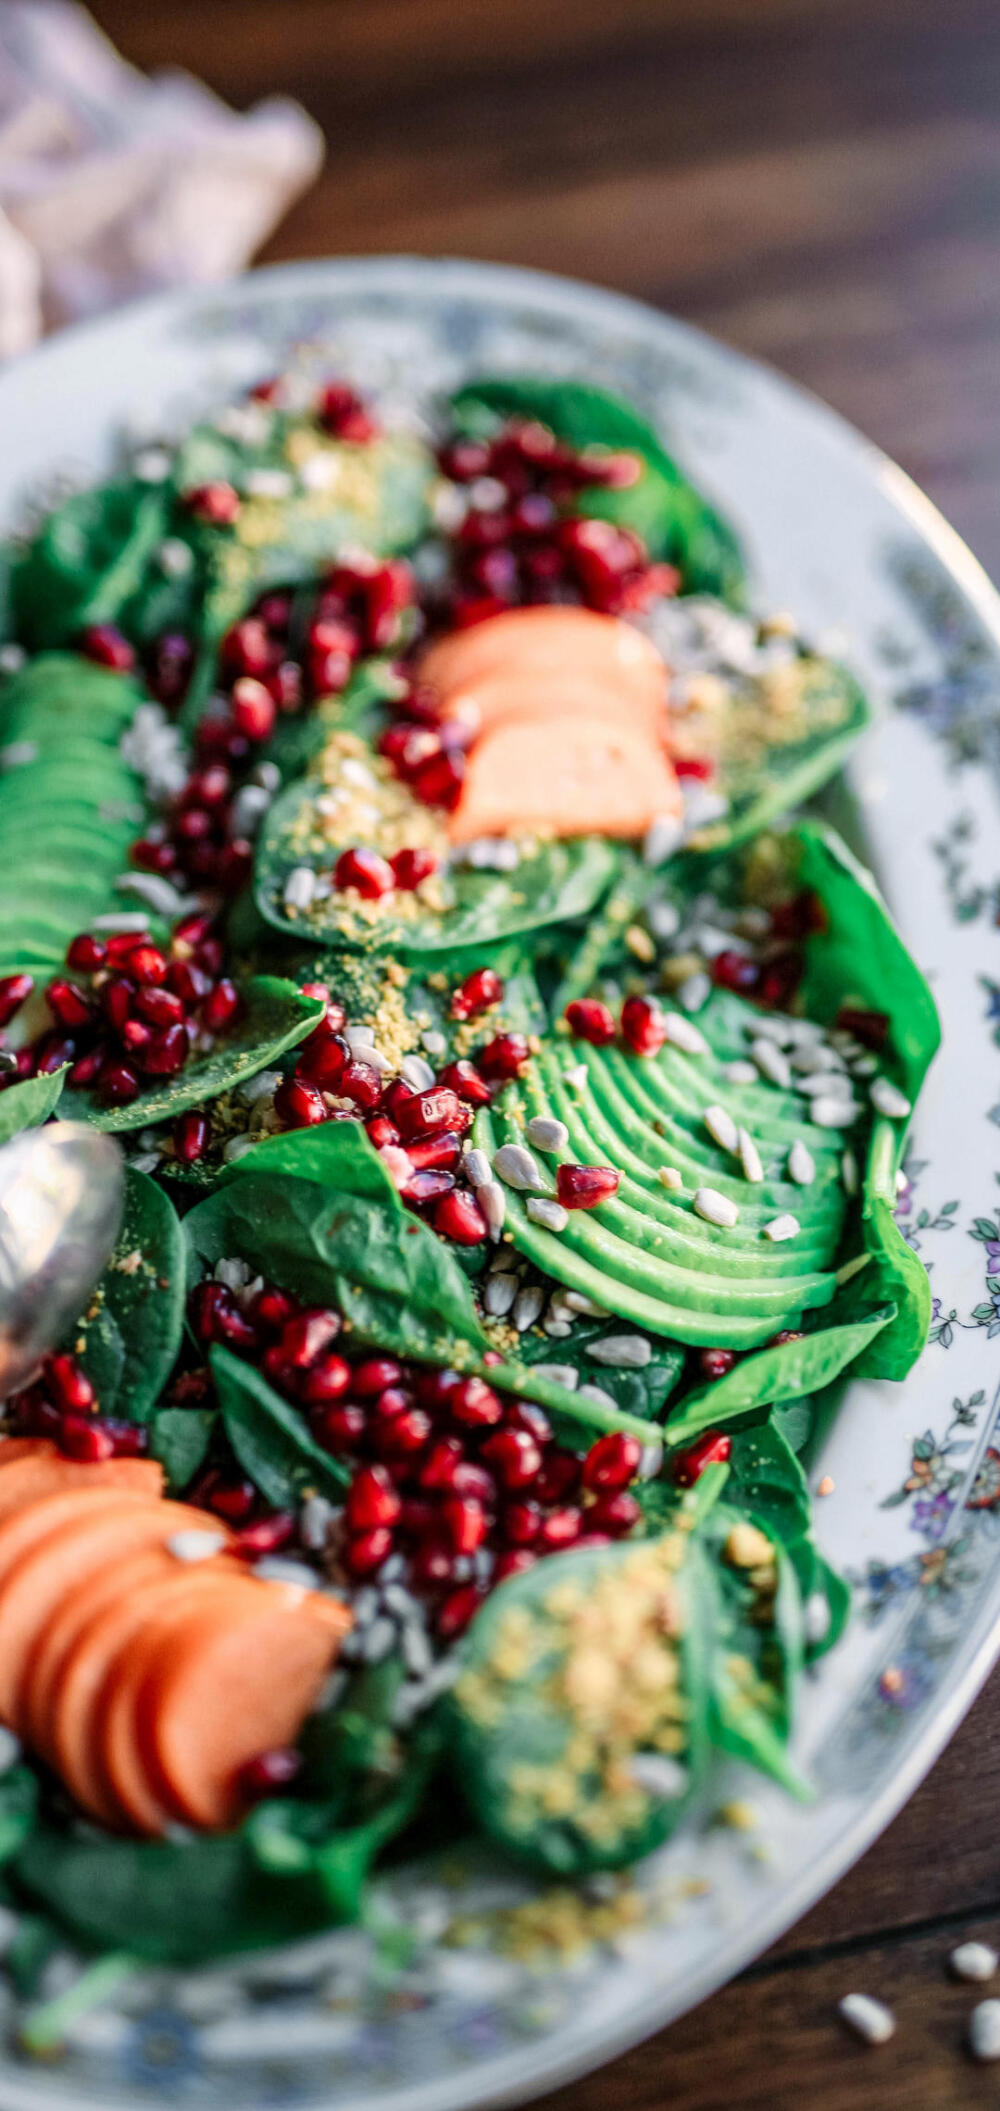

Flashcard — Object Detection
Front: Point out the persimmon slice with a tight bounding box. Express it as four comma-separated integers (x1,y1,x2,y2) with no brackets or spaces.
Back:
0,1449,161,1522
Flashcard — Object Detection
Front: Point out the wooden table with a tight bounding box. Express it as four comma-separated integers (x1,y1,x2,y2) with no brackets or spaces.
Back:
88,2,1000,2098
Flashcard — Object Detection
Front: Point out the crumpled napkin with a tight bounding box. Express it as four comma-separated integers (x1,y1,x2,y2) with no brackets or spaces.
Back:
0,0,324,357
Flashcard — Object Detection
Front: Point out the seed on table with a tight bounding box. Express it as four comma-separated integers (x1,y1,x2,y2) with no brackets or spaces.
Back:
811,1095,859,1128
764,1213,799,1242
950,1942,999,1983
513,1283,545,1332
527,1196,569,1232
492,1142,547,1191
526,1113,569,1153
738,1128,763,1183
704,1104,739,1155
788,1140,815,1185
870,1076,912,1119
969,2000,1000,2062
662,1013,708,1057
837,1993,895,2046
751,1038,791,1089
693,1187,740,1228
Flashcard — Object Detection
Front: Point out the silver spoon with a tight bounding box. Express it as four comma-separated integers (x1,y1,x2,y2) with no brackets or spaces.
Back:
0,1122,124,1399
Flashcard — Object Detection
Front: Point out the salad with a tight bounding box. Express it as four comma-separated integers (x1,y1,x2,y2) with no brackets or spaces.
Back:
0,362,937,2004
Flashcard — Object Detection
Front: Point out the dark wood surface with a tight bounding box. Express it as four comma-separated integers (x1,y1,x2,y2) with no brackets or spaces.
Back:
88,2,1000,2099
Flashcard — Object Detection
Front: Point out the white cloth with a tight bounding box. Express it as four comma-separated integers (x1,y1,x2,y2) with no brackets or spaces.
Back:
0,1,323,355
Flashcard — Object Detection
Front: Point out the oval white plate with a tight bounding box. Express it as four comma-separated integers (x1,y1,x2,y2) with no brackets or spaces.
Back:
0,258,998,2111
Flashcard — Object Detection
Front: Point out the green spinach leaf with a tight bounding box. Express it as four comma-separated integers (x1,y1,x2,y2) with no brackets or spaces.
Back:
0,1066,68,1144
147,1406,217,1492
70,1169,184,1421
210,1344,349,1506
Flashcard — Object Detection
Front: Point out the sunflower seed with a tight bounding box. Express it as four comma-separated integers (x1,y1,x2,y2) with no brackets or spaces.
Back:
663,1012,708,1057
870,1077,911,1119
738,1128,764,1183
648,899,681,941
360,1617,397,1665
725,1060,758,1085
749,1014,794,1046
588,1333,652,1368
704,1104,739,1154
838,1993,895,2045
678,971,711,1013
658,1165,683,1190
513,1283,545,1332
157,535,195,578
797,1070,850,1097
531,1363,579,1389
400,1054,436,1092
526,1114,569,1154
764,1213,799,1242
492,1143,546,1192
577,1383,618,1410
168,1530,227,1563
643,814,684,866
283,866,316,912
969,2000,1000,2062
751,1038,791,1089
693,1187,739,1228
564,1061,589,1089
564,1291,609,1316
811,1096,860,1128
463,1147,492,1189
526,1196,569,1232
803,1592,832,1645
841,1148,859,1195
950,1942,998,1983
222,1134,256,1163
476,1181,507,1240
788,1140,815,1186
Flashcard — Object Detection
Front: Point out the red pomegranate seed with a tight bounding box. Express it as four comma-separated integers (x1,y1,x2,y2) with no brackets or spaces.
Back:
299,1354,352,1406
449,1376,503,1431
399,1496,436,1537
105,931,151,966
217,838,254,895
125,945,168,986
338,1059,382,1111
451,967,503,1020
378,721,438,771
352,1358,403,1397
437,1059,491,1106
406,1131,461,1173
366,1114,400,1149
620,995,666,1057
494,1549,537,1582
836,1004,890,1049
102,1419,149,1458
79,623,135,672
582,1432,642,1494
411,749,465,808
699,1348,737,1381
255,590,293,631
274,1076,327,1128
312,1402,367,1452
68,1046,106,1089
759,950,805,1010
231,676,276,743
202,979,241,1034
481,1427,543,1489
771,889,826,941
174,805,213,846
189,1282,257,1352
436,1584,483,1639
173,1111,208,1163
538,1506,583,1550
555,1163,619,1210
587,1491,641,1536
45,978,92,1030
433,1190,488,1243
221,617,272,679
269,660,303,711
66,935,105,972
366,561,414,650
182,764,231,811
504,1400,552,1445
712,949,760,995
346,1465,401,1532
142,1024,188,1077
235,1512,297,1557
439,437,491,480
59,1416,115,1464
296,1032,349,1089
34,1031,77,1075
165,961,207,1007
390,846,438,890
410,1539,458,1590
280,1309,340,1368
564,998,615,1045
419,1437,465,1493
0,973,33,1027
240,1747,302,1801
344,1525,394,1577
396,1087,464,1142
100,1062,139,1106
317,382,377,442
502,1500,543,1546
146,631,194,706
186,481,240,526
131,837,177,874
558,517,647,612
477,1032,529,1080
535,1453,581,1504
468,547,519,600
672,1429,732,1486
334,847,395,899
375,1407,432,1460
46,1353,95,1412
134,986,185,1028
250,1284,297,1330
207,1477,258,1525
442,1495,489,1554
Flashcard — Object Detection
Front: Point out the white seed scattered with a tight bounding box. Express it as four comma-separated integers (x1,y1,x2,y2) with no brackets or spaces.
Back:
513,1283,545,1332
400,1054,436,1092
564,1062,589,1090
811,1095,859,1128
360,1616,397,1665
643,813,684,866
421,1029,447,1058
245,466,294,500
526,1195,569,1232
254,1558,321,1592
463,1147,492,1189
401,1624,434,1679
214,1256,253,1293
230,783,272,838
476,1181,506,1240
841,1148,859,1195
526,1113,569,1154
693,1187,740,1228
738,1127,764,1184
300,1496,337,1552
838,1993,896,2046
725,1059,758,1085
531,1363,579,1389
950,1942,998,1983
492,1143,547,1192
629,1752,688,1800
157,535,195,578
751,1038,791,1089
803,1592,831,1645
483,1270,519,1316
587,1333,652,1369
0,740,38,769
542,1315,573,1338
663,1011,709,1057
788,1140,815,1186
577,1383,618,1410
749,1013,795,1046
168,1529,227,1564
764,1213,800,1242
704,1103,739,1155
678,970,711,1013
870,1076,912,1120
128,1151,161,1174
850,1050,878,1077
222,1134,257,1163
115,870,190,917
340,756,377,791
969,1999,1000,2061
283,865,316,912
658,1165,683,1190
797,1070,850,1097
638,1440,663,1480
564,1290,609,1317
791,1041,843,1074
648,898,681,941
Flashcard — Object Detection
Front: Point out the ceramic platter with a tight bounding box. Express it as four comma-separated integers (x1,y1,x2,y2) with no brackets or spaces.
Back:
0,257,998,2111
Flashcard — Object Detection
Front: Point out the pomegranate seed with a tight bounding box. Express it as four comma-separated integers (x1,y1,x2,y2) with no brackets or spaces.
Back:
173,1111,208,1163
439,437,492,480
352,1358,403,1397
142,1024,188,1076
366,561,414,650
182,764,231,810
411,749,465,808
146,631,194,706
558,517,647,612
504,1400,552,1445
396,1087,464,1142
442,1495,489,1554
45,978,91,1029
620,995,666,1057
587,1491,641,1536
167,960,210,1005
102,1419,149,1458
390,846,438,890
125,945,168,986
202,979,242,1034
672,1429,732,1486
436,1584,483,1639
451,967,503,1020
299,1354,352,1404
79,623,135,672
231,676,276,742
251,1285,297,1329
34,1031,77,1075
313,1402,367,1452
477,1032,529,1080
269,659,303,711
135,986,185,1028
105,932,152,965
346,1464,401,1532
406,1131,461,1173
186,481,240,526
222,617,273,679
538,1506,583,1550
0,973,32,1026
339,1059,382,1111
379,721,438,772
758,951,804,1010
317,382,377,441
468,547,519,600
512,490,558,535
419,1437,465,1493
296,1032,349,1088
712,949,761,995
399,1496,436,1537
452,1462,497,1503
771,889,826,941
334,847,395,899
699,1348,737,1381
437,1058,492,1105
240,1747,302,1801
309,645,353,695
280,1309,340,1367
375,1406,433,1459
410,1539,458,1590
432,1190,488,1243
274,1076,327,1128
379,1077,416,1122
131,837,177,874
255,590,293,630
564,998,615,1046
481,1427,543,1489
494,1549,537,1582
836,1005,890,1049
502,1500,543,1546
457,508,512,550
207,1477,258,1524
46,1354,95,1412
535,1453,581,1504
236,1512,297,1557
174,805,213,845
449,1376,503,1431
555,1163,620,1210
366,1114,400,1149
582,1432,642,1493
59,1416,115,1463
68,1046,106,1089
99,1062,139,1106
66,935,105,972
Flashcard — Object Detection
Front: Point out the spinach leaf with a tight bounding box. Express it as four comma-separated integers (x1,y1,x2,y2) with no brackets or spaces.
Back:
61,976,324,1133
12,482,173,649
727,1420,850,1661
148,1405,217,1492
210,1344,349,1506
703,1510,810,1797
661,1302,894,1451
517,1317,685,1422
0,1066,67,1144
70,1169,184,1421
0,1767,37,1867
